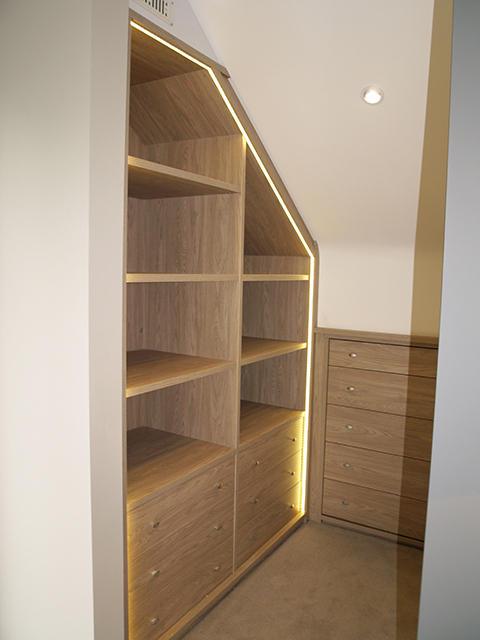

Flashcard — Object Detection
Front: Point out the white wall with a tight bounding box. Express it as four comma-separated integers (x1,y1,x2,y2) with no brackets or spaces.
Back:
0,1,128,638
417,1,480,636
187,0,448,336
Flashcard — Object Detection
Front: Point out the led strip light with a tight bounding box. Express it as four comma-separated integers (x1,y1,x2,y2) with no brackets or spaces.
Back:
131,21,315,512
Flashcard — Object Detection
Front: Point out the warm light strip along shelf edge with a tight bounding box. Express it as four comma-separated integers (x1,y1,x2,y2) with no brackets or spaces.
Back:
130,20,315,513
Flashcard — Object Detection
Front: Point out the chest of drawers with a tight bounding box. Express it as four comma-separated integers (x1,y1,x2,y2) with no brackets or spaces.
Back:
310,329,438,546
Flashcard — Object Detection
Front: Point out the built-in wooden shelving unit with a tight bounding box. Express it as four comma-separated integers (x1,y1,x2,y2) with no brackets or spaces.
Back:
124,13,317,640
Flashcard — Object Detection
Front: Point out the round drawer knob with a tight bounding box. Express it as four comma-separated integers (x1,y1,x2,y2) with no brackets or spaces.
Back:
346,425,353,430
343,463,351,468
214,524,223,531
151,570,160,578
349,353,357,358
292,437,297,442
347,386,355,392
215,483,223,490
151,522,160,529
290,504,295,509
290,471,296,476
252,498,259,504
213,566,221,573
151,618,159,626
342,501,350,506
253,460,260,466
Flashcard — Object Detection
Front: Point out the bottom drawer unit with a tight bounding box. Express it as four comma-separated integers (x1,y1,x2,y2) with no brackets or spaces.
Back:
129,536,233,640
128,498,234,614
323,479,428,541
236,483,302,567
237,451,302,530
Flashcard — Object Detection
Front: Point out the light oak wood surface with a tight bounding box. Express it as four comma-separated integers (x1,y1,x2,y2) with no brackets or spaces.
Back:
322,479,427,541
241,336,307,365
243,255,311,275
127,457,235,556
327,366,437,419
326,404,433,460
127,273,237,283
329,339,438,377
130,536,234,640
128,156,240,199
239,400,304,447
237,451,302,530
238,420,303,489
126,349,235,397
236,484,302,566
324,442,430,501
128,499,234,614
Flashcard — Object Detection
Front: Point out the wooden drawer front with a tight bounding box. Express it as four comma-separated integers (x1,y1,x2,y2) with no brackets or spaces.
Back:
130,536,233,640
323,479,427,540
238,418,303,488
237,451,302,530
128,456,234,560
327,366,436,419
326,405,433,460
324,442,430,501
129,498,233,613
329,340,438,377
236,483,302,567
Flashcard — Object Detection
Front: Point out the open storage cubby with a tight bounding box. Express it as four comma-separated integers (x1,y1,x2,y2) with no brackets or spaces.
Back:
124,14,317,640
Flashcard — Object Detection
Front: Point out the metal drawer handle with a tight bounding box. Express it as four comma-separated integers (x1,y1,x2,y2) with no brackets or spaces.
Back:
252,498,259,504
151,618,159,626
253,460,260,466
214,566,221,573
343,463,351,468
349,353,357,358
151,522,160,529
290,504,295,509
346,424,353,430
290,471,296,476
342,501,350,506
151,570,160,578
347,386,355,392
291,437,297,442
215,483,223,490
214,525,223,531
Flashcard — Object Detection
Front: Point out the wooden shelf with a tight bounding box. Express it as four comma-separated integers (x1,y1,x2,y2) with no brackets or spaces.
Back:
127,273,238,283
240,401,304,447
127,427,233,508
127,349,236,397
128,156,241,199
241,336,307,366
243,274,308,282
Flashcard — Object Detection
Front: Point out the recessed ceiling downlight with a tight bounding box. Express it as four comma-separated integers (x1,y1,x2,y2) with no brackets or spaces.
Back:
361,86,385,105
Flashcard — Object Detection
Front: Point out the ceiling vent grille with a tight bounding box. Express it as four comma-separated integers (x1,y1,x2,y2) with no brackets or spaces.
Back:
134,0,174,25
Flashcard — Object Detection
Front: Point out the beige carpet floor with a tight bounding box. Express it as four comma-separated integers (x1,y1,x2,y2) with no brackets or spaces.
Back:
183,521,423,640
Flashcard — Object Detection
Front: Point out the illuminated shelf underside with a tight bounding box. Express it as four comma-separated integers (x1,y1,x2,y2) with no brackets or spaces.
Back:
241,336,307,366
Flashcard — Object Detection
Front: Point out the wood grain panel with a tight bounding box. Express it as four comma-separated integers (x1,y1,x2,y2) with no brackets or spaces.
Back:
137,135,246,186
130,70,238,145
127,195,241,275
137,281,239,361
129,536,233,640
242,280,309,342
243,255,311,276
315,327,439,349
129,499,233,613
241,336,306,365
324,442,430,501
127,456,234,555
238,420,302,489
326,405,433,460
126,349,235,397
323,479,427,541
128,156,240,199
127,369,238,448
236,484,302,566
327,366,436,419
240,400,304,447
329,339,438,377
244,149,307,256
237,451,302,529
241,349,307,410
